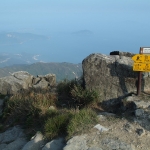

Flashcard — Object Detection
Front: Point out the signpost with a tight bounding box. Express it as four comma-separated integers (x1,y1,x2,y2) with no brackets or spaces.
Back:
132,54,150,63
132,47,150,95
133,63,150,72
142,47,150,54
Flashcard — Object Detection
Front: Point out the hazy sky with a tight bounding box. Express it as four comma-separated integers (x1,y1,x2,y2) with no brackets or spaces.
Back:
0,0,150,63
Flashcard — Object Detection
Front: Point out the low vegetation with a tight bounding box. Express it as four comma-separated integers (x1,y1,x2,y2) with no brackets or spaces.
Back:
1,77,101,140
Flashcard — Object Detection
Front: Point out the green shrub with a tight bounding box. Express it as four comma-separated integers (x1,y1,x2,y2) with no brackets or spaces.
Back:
57,79,77,96
44,112,72,139
71,85,99,107
2,89,57,127
67,108,98,139
57,77,100,108
3,98,41,126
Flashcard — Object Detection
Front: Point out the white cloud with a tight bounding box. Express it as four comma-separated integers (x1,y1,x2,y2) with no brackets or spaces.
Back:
7,34,12,38
32,55,40,60
14,54,22,57
0,58,10,63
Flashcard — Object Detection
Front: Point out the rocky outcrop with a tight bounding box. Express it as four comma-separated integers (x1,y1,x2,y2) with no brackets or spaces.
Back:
0,126,27,150
0,71,56,95
82,52,150,101
22,132,45,150
42,137,65,150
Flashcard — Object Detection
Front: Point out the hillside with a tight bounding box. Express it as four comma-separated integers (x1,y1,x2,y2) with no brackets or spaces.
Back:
0,62,82,82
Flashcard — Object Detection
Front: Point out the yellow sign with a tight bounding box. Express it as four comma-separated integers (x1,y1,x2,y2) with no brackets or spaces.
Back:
133,63,150,72
132,54,150,63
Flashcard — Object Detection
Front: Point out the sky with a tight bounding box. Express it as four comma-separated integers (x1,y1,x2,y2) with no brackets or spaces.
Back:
0,0,150,63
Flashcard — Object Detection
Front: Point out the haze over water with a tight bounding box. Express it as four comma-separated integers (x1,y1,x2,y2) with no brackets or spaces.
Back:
0,0,150,63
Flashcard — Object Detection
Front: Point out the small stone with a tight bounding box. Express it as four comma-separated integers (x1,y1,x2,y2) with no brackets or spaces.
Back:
97,115,106,121
94,124,109,132
49,106,56,110
136,128,145,136
123,123,134,133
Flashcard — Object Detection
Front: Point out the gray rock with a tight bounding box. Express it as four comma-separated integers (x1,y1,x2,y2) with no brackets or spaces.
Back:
101,138,135,150
126,96,150,109
135,109,144,117
94,124,109,132
22,132,45,150
2,138,27,150
44,74,56,86
134,101,150,109
63,135,88,150
0,126,25,143
33,74,56,89
0,71,56,94
32,77,41,85
82,53,150,101
49,106,56,110
136,128,145,136
0,144,7,149
82,53,136,101
88,147,103,150
0,71,33,94
42,137,65,150
33,78,50,89
0,99,4,116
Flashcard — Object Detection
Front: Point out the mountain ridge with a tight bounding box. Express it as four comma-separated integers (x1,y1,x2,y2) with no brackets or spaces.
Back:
0,62,83,82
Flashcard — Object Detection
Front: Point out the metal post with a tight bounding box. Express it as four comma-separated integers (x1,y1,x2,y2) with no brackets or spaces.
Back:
137,71,142,95
137,47,142,96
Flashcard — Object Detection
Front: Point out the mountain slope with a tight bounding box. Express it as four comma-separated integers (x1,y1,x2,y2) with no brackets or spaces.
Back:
0,62,82,82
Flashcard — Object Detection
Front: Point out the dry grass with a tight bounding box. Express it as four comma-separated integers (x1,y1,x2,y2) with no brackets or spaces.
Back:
2,78,102,140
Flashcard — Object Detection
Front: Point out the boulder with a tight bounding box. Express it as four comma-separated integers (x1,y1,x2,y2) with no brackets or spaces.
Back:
33,74,56,88
0,126,25,143
22,132,45,150
2,138,27,150
0,71,33,94
82,52,150,101
33,78,50,89
42,137,65,150
63,135,88,150
44,74,56,86
0,71,56,94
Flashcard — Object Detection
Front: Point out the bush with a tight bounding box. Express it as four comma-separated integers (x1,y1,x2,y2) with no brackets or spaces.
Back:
44,111,72,139
3,98,41,126
3,88,57,128
44,108,98,140
57,77,100,109
71,85,99,108
57,79,77,96
67,108,98,139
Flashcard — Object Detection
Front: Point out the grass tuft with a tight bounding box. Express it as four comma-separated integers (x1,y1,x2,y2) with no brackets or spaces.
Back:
67,108,98,139
44,111,72,140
